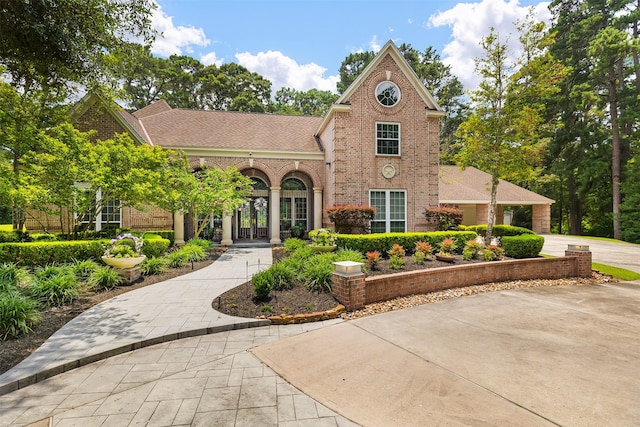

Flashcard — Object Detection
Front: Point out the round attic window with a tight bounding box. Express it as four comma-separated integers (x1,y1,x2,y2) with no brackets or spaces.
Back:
375,81,400,107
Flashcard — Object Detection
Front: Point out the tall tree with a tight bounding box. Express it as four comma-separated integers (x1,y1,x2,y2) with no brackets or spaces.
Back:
0,0,155,89
273,88,338,116
546,0,640,238
456,17,562,242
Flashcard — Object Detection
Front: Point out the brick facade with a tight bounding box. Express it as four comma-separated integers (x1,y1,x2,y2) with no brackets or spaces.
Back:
318,53,440,231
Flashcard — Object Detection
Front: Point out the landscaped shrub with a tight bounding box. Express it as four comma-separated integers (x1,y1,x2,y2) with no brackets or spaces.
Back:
185,238,213,251
71,259,101,281
180,244,207,262
412,241,433,264
252,269,273,300
88,266,123,291
388,244,406,269
301,253,338,293
283,237,307,253
0,291,41,340
0,262,31,288
424,206,463,231
288,244,314,261
140,257,167,276
327,205,376,234
336,231,476,255
366,250,382,270
148,230,175,245
0,240,105,266
29,269,81,307
268,261,297,291
501,234,544,258
461,224,535,237
141,237,170,258
335,249,365,264
166,250,189,268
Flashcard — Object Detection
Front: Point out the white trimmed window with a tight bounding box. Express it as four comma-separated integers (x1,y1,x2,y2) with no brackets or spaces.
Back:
74,184,121,231
376,122,400,156
369,190,406,233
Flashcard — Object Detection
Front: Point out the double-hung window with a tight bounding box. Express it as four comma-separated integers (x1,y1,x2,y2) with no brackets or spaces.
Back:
376,122,400,156
369,190,406,233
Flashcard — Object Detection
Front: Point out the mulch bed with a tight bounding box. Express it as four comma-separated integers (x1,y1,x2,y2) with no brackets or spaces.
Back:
214,248,501,320
0,247,226,376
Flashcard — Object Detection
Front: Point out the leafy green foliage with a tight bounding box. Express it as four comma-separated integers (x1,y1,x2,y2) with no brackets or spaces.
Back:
336,231,476,256
252,270,273,300
0,240,105,266
141,237,170,258
166,250,188,268
283,237,307,253
0,262,31,288
424,207,463,231
29,268,80,307
140,257,167,276
501,235,544,259
0,291,41,340
71,259,100,281
180,245,207,262
267,261,297,291
273,87,338,116
327,205,375,234
185,238,213,251
88,267,123,291
300,253,337,293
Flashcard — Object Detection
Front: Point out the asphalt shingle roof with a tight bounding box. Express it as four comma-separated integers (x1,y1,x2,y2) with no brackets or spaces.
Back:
134,105,323,152
439,165,554,205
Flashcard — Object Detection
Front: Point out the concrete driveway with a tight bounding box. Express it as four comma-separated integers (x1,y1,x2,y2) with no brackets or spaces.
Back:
253,236,640,426
541,234,640,274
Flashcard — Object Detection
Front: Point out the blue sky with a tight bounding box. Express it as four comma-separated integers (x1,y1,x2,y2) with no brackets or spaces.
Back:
150,0,551,93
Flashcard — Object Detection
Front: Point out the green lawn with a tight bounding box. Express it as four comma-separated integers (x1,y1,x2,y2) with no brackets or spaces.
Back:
592,263,640,281
0,224,11,232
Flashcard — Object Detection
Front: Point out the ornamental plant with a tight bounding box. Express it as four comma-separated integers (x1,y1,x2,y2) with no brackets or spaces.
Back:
309,228,337,246
365,250,382,270
103,233,143,258
412,241,433,265
438,238,456,257
388,243,405,269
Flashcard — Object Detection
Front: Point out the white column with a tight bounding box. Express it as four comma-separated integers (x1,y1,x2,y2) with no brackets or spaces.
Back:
313,187,323,230
173,211,185,246
221,213,233,245
270,186,281,244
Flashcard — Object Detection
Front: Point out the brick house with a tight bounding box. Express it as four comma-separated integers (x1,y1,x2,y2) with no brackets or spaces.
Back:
32,40,552,243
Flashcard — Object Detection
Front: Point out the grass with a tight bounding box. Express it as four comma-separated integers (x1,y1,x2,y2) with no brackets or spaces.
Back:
592,263,640,281
0,225,12,232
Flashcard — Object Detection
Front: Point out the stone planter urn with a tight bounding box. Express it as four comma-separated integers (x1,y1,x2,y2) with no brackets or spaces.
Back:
101,255,146,269
435,254,455,263
310,245,337,253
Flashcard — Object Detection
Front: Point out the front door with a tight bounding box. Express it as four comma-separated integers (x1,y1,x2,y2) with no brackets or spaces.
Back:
237,197,268,240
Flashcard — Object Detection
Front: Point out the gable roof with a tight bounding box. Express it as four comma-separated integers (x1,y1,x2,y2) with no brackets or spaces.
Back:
317,40,445,135
69,92,150,146
136,108,323,153
439,166,554,205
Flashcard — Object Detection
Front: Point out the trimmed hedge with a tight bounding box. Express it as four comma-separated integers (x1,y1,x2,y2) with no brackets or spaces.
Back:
0,235,170,267
460,224,535,236
149,230,175,245
141,237,171,258
336,231,477,256
0,241,106,266
501,234,545,258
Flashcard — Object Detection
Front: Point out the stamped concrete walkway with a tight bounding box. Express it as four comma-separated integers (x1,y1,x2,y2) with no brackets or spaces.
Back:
0,247,274,396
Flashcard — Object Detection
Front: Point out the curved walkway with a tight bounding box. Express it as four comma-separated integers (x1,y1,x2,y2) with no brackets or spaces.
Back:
2,238,640,426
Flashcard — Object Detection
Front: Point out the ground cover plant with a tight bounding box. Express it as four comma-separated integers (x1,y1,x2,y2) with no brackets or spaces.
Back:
0,238,226,375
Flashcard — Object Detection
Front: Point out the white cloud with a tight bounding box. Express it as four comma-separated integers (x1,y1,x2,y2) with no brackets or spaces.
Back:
150,5,210,57
369,36,383,53
428,0,551,90
201,52,223,66
235,50,340,93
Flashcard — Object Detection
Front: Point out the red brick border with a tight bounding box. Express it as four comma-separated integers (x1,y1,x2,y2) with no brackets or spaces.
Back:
332,251,592,311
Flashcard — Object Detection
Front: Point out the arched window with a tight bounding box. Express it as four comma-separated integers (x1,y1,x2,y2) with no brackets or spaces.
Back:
280,178,308,233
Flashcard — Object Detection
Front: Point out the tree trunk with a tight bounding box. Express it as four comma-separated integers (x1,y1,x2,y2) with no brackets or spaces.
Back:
608,68,622,240
567,172,583,235
486,173,499,244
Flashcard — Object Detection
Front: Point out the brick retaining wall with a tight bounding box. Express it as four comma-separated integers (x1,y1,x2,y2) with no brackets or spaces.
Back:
332,250,592,311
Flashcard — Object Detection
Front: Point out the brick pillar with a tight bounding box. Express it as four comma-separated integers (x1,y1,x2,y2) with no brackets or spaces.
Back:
565,245,592,277
331,272,366,311
476,204,490,225
532,204,551,234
